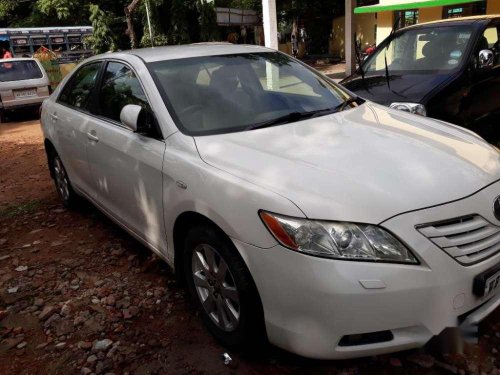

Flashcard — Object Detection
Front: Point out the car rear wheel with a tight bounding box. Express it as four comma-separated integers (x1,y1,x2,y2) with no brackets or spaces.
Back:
50,152,78,208
183,224,264,348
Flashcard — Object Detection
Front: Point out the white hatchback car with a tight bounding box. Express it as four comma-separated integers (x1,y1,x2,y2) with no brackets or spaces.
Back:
41,44,500,360
0,58,50,121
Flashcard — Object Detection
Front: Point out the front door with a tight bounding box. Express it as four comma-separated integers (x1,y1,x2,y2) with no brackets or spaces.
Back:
86,61,167,252
463,23,500,142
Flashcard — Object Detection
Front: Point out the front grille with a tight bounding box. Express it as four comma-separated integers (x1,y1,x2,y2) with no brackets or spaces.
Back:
417,215,500,265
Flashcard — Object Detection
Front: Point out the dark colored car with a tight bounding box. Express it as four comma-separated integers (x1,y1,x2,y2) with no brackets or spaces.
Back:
341,15,500,145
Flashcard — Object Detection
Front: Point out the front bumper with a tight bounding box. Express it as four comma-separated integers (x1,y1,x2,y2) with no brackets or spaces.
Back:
234,181,500,359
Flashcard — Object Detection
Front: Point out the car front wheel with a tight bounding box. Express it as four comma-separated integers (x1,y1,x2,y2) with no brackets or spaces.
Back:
183,224,264,348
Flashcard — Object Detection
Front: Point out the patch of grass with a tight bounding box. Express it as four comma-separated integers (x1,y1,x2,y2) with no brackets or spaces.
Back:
0,200,42,219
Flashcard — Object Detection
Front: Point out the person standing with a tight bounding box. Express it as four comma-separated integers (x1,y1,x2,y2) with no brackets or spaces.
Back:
1,45,12,59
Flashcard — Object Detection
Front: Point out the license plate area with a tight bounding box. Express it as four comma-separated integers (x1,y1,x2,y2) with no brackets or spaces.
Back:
14,89,37,98
473,262,500,297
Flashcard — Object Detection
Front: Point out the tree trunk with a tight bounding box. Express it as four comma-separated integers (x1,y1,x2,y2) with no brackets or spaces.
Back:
125,0,141,49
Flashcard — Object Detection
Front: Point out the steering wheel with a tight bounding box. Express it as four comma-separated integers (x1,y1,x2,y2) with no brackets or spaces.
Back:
178,104,205,117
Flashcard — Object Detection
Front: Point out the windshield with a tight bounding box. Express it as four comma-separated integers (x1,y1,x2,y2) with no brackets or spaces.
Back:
0,60,43,82
148,52,352,135
364,25,474,74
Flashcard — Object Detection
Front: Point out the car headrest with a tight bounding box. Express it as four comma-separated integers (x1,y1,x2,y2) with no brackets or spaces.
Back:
422,40,438,58
209,66,239,92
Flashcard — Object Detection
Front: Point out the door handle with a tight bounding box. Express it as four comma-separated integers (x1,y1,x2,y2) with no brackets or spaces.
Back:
49,112,58,122
87,130,99,142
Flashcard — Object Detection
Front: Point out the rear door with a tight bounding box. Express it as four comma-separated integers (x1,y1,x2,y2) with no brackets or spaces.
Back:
50,61,103,197
86,60,167,251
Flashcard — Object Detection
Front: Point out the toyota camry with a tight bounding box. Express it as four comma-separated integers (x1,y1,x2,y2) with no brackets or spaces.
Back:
41,44,500,359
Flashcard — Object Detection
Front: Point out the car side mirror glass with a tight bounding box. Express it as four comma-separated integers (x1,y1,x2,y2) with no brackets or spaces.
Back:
120,104,142,132
478,49,494,69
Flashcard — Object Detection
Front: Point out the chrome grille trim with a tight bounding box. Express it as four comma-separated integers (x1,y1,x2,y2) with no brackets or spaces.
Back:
417,215,500,265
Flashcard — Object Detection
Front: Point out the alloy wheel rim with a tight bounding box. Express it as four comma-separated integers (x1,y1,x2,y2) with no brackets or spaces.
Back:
53,157,70,202
191,244,240,332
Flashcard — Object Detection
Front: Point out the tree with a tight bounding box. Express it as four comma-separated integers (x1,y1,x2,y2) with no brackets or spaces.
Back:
37,0,80,20
0,0,89,27
168,0,192,44
83,4,117,54
0,0,18,23
124,0,140,49
0,0,221,49
197,0,218,42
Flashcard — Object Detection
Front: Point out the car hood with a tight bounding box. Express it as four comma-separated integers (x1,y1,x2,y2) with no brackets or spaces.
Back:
194,103,500,224
341,73,452,105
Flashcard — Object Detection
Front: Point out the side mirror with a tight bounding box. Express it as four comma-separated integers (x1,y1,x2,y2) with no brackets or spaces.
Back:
120,104,142,132
478,49,494,69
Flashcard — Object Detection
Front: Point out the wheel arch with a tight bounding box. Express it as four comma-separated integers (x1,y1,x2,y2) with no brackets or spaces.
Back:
44,138,57,179
173,211,230,284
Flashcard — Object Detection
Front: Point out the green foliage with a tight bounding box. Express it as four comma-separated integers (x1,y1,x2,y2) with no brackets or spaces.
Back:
139,0,167,47
214,0,260,11
168,0,193,44
37,0,79,20
198,0,218,42
0,0,42,27
0,0,17,20
140,33,169,47
83,3,117,53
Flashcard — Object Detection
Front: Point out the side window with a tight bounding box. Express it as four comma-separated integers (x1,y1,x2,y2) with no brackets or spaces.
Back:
480,25,500,66
58,62,101,110
98,62,149,123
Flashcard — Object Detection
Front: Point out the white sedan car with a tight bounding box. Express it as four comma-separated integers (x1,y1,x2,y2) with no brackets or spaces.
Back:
41,44,500,360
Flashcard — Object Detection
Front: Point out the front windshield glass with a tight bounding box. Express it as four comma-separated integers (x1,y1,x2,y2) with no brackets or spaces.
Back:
364,25,474,74
0,60,42,82
148,52,351,135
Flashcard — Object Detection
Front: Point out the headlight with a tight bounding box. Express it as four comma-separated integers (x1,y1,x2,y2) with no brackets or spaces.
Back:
259,211,418,264
390,102,427,116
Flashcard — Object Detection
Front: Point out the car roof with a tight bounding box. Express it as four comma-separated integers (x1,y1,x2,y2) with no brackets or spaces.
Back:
94,43,273,63
403,14,499,30
0,57,40,62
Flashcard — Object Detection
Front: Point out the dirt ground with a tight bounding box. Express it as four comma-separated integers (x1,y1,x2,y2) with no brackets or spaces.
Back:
0,117,499,375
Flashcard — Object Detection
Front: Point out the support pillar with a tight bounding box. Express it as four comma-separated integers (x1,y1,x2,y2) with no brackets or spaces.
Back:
345,0,356,76
262,0,278,50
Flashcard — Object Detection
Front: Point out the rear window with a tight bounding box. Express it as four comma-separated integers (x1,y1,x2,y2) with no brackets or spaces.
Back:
0,60,43,82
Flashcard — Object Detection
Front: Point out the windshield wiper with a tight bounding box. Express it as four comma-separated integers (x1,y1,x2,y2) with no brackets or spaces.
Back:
245,108,338,130
334,96,359,113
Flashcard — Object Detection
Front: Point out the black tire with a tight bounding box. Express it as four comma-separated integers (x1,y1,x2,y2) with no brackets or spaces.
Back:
49,151,79,208
0,109,5,123
183,224,265,348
